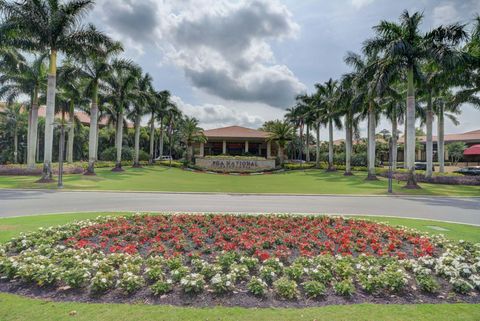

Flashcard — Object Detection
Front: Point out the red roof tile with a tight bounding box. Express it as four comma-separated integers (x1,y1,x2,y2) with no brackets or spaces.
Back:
203,126,269,139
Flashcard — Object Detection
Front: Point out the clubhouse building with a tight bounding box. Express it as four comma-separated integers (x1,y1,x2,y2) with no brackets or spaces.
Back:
193,126,277,172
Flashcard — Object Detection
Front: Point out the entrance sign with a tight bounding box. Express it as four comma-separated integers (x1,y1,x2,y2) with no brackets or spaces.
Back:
196,157,276,172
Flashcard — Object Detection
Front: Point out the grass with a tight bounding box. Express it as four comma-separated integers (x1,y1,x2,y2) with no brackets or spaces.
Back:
0,166,479,196
0,212,479,321
0,294,479,321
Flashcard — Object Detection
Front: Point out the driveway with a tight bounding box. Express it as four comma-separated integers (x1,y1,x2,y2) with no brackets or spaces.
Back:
0,189,479,225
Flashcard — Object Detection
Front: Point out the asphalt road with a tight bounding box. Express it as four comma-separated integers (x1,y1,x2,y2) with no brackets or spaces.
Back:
0,189,479,225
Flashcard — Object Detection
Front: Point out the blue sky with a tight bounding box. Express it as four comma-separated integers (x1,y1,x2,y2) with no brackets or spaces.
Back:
89,0,480,139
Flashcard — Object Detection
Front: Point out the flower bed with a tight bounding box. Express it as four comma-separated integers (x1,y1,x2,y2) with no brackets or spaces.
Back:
0,214,479,307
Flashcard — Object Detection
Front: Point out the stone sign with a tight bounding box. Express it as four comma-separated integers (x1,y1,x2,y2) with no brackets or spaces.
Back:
195,157,276,172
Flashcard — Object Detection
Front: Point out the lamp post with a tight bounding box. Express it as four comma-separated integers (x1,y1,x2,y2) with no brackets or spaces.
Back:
57,118,65,189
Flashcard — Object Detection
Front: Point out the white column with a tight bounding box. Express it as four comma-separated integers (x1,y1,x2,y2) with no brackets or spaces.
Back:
200,142,205,157
245,141,249,153
222,140,227,154
267,141,271,158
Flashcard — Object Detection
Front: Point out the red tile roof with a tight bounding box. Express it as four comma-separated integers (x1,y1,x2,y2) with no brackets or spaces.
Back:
398,129,480,144
203,126,269,139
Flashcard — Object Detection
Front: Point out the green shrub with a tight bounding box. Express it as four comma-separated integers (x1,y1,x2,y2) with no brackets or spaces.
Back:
151,279,173,295
416,274,439,293
284,264,304,281
180,273,205,293
451,278,474,294
302,280,326,298
247,276,268,296
381,265,408,293
273,277,299,300
334,279,355,296
91,271,116,293
210,273,236,293
99,147,135,162
118,272,145,294
171,266,189,282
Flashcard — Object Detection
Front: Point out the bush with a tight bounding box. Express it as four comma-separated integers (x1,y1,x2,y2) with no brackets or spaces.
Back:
180,273,205,293
381,265,408,293
273,277,299,300
151,279,173,295
210,273,236,293
118,272,145,294
416,274,439,293
100,147,135,162
302,280,326,298
284,264,304,281
247,276,268,296
334,279,355,296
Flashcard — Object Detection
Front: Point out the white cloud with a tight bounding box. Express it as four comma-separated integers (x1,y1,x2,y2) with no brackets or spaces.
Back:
432,3,459,26
171,96,265,129
351,0,375,9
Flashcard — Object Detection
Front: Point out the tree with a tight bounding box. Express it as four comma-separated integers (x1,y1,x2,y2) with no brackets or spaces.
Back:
446,142,466,166
266,120,294,166
365,10,467,188
128,72,152,167
345,51,380,179
0,103,26,163
315,79,342,171
148,90,171,163
0,52,47,168
103,60,141,171
180,116,206,164
78,41,123,174
1,0,112,181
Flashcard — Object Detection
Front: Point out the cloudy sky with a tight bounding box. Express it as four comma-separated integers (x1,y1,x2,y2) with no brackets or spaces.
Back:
88,0,480,139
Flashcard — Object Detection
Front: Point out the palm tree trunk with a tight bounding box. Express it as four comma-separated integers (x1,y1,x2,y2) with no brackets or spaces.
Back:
437,102,445,173
95,121,100,161
405,66,419,188
113,109,124,171
159,119,164,159
425,91,434,178
278,145,285,165
149,112,155,164
67,101,74,163
366,103,377,180
27,93,39,168
305,124,310,162
345,115,353,176
27,107,31,163
40,49,57,182
391,109,398,170
403,115,408,169
133,114,141,167
13,127,18,163
86,83,99,175
315,123,320,168
327,118,335,171
58,111,66,188
299,123,304,161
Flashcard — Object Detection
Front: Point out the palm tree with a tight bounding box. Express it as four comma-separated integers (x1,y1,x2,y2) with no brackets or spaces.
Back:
128,72,152,167
344,51,382,180
180,116,206,164
1,0,112,180
382,87,405,171
364,10,467,187
0,52,47,168
315,79,342,172
78,41,123,174
165,104,182,161
103,60,141,171
56,65,87,163
0,103,26,163
266,120,294,166
337,73,361,176
147,90,171,163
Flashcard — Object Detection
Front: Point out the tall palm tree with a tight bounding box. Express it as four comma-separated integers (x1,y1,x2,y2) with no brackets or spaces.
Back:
337,73,360,176
147,90,171,163
266,120,294,166
0,52,47,168
364,10,467,187
78,41,123,174
103,60,141,171
128,72,152,167
345,51,381,180
180,116,206,164
382,87,405,171
165,104,182,161
1,0,112,180
315,79,342,171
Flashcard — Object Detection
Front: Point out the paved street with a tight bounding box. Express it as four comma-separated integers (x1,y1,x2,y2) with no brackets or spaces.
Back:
0,189,479,225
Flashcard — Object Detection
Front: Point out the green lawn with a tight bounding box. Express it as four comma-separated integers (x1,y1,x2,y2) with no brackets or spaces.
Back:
0,212,479,321
0,166,479,196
